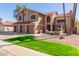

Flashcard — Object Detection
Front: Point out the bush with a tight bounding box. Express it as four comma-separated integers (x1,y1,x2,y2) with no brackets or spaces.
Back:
60,35,65,39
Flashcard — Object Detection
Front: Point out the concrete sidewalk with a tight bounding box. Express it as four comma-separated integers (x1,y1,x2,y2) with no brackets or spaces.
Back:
0,40,48,56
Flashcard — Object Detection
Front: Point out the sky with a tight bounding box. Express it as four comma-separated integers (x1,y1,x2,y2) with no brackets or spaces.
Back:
0,3,79,22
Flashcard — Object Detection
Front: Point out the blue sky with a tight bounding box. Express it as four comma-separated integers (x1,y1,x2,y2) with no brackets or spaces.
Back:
0,3,78,22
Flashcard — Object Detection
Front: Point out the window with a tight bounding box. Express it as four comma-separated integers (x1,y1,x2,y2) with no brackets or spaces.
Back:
47,16,51,22
18,15,22,20
31,14,36,19
14,26,16,32
47,25,50,31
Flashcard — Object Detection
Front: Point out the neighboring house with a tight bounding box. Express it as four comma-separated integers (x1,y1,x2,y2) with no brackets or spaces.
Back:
0,21,14,32
76,21,79,34
0,22,4,32
14,7,74,34
77,26,79,34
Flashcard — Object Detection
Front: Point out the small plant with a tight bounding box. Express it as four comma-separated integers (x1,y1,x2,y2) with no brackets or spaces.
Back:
60,35,65,39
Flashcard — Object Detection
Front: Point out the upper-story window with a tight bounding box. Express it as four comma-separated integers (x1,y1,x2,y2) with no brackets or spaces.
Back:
47,16,51,22
30,14,36,20
18,15,22,20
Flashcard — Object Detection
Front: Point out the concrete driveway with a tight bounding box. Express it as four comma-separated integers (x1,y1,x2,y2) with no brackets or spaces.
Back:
0,32,24,40
0,32,79,55
0,32,48,56
0,40,48,56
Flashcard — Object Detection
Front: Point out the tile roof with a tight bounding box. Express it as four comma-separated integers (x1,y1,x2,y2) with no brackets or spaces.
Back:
2,21,14,26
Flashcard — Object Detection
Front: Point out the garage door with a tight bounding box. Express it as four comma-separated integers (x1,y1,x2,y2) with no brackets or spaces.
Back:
27,25,34,34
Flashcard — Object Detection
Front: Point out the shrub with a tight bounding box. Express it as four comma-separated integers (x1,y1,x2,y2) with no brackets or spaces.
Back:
60,35,65,39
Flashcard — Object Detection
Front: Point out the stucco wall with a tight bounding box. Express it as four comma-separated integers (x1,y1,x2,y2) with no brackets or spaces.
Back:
5,26,14,31
0,25,4,32
34,13,45,34
16,9,45,34
77,26,79,34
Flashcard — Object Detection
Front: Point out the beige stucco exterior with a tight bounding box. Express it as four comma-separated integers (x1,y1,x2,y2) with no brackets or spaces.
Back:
4,26,14,31
14,8,45,34
14,8,74,34
0,24,14,32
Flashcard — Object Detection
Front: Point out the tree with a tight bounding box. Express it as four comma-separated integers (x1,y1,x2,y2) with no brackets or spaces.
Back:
62,3,67,34
14,4,27,22
72,3,77,33
14,4,26,18
14,4,22,18
0,18,2,23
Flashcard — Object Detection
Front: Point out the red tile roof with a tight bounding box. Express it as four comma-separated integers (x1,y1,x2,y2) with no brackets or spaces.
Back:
2,21,14,26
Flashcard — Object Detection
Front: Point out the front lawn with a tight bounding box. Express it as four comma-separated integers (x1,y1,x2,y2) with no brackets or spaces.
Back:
4,35,79,56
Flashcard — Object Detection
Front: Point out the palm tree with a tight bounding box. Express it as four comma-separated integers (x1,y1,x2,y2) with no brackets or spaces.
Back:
72,3,77,33
14,4,25,17
14,4,22,18
14,4,27,22
62,3,67,34
0,18,2,22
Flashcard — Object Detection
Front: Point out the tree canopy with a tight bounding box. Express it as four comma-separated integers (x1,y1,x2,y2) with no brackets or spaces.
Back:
14,4,26,18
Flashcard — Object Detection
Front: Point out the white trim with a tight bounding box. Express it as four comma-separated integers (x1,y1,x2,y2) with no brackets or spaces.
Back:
17,14,23,22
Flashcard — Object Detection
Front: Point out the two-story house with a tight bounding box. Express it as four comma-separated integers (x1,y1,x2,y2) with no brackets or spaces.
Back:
14,8,45,34
14,7,74,34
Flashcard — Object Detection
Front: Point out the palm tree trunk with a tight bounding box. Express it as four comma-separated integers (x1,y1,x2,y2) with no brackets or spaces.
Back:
72,3,77,33
63,3,67,34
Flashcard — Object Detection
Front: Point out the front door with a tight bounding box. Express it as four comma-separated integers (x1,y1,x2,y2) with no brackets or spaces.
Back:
14,26,16,32
57,20,65,32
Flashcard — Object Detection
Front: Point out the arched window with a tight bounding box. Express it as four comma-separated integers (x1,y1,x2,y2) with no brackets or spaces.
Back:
18,15,22,20
47,16,51,22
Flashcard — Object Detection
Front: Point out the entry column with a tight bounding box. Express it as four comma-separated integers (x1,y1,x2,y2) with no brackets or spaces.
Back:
50,17,53,32
25,25,27,33
18,25,20,32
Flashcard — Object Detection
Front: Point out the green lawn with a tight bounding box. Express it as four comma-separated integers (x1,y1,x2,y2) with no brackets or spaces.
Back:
4,35,79,56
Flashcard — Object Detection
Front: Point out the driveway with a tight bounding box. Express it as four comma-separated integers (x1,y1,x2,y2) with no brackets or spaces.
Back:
0,32,48,56
0,40,48,56
0,32,79,55
0,32,43,40
0,32,24,40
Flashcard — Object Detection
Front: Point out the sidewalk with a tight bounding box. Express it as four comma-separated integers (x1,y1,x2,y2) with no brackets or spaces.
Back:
0,40,48,56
